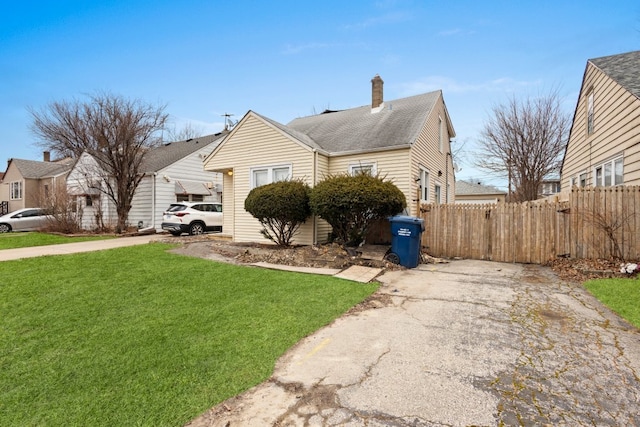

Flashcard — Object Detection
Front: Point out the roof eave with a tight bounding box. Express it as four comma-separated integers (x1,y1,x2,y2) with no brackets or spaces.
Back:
328,144,412,157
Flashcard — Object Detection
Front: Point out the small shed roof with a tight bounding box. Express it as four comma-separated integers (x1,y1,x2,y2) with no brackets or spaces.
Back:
455,180,506,196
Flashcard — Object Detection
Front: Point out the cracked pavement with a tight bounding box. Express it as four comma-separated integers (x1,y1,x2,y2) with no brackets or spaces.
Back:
186,259,640,426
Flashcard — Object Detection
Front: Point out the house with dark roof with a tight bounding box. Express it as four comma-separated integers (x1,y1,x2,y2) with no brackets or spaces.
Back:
67,133,225,231
455,181,506,204
1,152,73,213
561,50,640,190
203,75,456,245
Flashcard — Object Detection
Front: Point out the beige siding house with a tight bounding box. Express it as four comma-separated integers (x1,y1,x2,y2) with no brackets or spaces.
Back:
204,75,456,245
0,153,73,213
561,50,640,190
455,181,506,204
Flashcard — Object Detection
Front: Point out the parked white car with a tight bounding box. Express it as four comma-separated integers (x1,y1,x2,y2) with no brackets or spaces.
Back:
161,202,223,236
0,208,53,233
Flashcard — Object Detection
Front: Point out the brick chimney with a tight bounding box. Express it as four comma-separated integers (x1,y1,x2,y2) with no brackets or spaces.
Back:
371,74,384,109
43,151,51,162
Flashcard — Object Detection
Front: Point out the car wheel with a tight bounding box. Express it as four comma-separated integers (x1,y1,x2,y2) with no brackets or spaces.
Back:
189,222,205,235
170,231,182,236
0,223,11,233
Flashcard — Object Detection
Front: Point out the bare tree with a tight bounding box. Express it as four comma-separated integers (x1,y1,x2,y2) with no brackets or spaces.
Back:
165,121,204,142
30,92,168,233
475,91,570,202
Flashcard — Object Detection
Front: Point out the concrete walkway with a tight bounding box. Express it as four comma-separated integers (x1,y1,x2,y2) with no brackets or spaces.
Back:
0,235,158,261
187,260,640,426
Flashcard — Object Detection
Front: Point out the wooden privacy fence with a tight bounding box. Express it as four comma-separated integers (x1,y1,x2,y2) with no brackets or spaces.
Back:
421,186,640,263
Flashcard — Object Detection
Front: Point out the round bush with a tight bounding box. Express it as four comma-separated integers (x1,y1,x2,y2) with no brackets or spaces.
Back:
244,180,311,246
309,173,406,247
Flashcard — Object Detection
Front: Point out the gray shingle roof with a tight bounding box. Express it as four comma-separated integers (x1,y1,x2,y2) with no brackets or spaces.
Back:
455,180,506,196
11,158,73,179
141,133,225,173
287,91,442,154
590,50,640,99
252,112,323,152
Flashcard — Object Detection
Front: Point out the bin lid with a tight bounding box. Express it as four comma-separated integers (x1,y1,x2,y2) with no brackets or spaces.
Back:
388,215,424,224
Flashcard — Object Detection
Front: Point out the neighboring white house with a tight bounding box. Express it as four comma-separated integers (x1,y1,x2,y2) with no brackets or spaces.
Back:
67,133,225,231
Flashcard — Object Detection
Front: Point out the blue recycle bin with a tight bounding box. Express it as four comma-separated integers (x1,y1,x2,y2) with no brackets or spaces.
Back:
387,215,425,268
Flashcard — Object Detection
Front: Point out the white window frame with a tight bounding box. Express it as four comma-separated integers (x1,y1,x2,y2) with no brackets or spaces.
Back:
587,91,594,135
438,116,444,153
250,164,292,189
578,172,588,188
434,182,442,204
419,166,430,203
349,161,377,176
10,181,22,200
593,156,623,187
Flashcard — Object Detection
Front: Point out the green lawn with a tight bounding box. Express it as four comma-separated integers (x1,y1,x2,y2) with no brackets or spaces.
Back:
584,277,640,328
0,232,111,250
0,243,378,426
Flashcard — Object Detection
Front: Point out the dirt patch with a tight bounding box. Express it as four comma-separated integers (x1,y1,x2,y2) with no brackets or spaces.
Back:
160,235,402,271
547,257,631,282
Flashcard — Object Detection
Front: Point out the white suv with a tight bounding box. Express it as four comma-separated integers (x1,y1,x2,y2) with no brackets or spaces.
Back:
161,202,222,236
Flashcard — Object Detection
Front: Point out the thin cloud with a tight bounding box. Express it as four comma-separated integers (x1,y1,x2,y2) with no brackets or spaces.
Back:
342,11,411,30
281,42,331,55
437,28,476,37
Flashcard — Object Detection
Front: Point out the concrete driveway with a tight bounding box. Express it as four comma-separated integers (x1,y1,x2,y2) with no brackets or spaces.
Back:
188,259,640,426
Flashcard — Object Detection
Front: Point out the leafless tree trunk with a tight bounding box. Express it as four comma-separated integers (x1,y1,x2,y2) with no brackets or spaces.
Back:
475,91,570,202
30,93,168,233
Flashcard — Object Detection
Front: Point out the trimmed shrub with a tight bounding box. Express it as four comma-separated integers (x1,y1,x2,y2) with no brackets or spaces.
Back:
309,173,406,247
244,180,311,246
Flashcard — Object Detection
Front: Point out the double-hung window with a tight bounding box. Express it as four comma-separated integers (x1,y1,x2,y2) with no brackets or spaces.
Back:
10,181,22,200
434,183,442,204
438,116,444,152
587,91,594,135
594,157,623,187
419,167,429,202
579,172,587,187
250,164,292,188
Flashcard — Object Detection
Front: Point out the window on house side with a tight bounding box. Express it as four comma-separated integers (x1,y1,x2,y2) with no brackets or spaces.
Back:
250,165,292,188
10,182,22,200
615,158,624,185
587,91,594,135
595,167,603,187
419,167,429,202
604,163,612,186
434,183,442,204
85,195,93,207
438,116,443,153
593,157,623,187
579,173,587,187
349,162,376,176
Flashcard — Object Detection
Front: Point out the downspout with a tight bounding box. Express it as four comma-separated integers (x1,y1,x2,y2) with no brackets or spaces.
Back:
151,172,157,230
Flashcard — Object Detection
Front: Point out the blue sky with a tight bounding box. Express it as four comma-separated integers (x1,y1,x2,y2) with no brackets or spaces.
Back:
1,0,639,188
